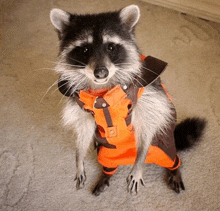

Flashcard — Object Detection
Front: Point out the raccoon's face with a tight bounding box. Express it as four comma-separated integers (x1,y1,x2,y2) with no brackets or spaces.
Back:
50,5,141,92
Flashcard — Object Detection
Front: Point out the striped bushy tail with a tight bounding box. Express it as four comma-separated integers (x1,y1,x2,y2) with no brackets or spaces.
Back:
174,118,207,151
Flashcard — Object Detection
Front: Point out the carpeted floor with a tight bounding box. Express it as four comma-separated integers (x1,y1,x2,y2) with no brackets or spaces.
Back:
1,0,220,210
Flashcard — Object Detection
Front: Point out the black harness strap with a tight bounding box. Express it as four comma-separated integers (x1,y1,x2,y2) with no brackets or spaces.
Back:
135,56,168,87
94,135,116,149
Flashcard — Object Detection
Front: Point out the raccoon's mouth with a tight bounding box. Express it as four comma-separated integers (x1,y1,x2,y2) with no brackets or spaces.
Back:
94,78,109,84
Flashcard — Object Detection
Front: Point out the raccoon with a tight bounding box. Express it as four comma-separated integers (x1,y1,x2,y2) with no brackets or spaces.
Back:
50,5,206,196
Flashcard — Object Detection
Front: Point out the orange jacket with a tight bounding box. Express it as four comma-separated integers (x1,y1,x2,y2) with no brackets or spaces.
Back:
58,56,181,175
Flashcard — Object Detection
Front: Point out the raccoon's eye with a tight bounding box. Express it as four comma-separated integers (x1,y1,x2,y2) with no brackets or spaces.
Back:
80,46,89,54
83,47,88,53
107,43,116,52
75,45,90,55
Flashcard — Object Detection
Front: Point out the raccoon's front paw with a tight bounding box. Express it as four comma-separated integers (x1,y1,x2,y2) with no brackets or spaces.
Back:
127,169,145,194
75,170,87,190
166,169,185,193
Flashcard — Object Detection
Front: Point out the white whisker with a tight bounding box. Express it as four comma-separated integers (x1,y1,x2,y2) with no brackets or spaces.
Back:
115,62,133,66
134,72,149,86
40,80,59,103
60,62,85,69
65,56,87,66
141,66,159,76
59,84,73,104
52,80,69,95
33,67,57,72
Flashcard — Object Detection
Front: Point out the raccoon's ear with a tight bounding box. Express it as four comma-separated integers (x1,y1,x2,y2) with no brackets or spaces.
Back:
119,5,140,31
50,8,70,32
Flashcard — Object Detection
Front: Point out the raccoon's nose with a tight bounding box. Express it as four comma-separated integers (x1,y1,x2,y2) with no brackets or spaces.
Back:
94,66,109,79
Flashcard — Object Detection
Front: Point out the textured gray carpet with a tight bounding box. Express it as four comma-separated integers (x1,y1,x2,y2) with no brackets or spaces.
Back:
1,0,220,210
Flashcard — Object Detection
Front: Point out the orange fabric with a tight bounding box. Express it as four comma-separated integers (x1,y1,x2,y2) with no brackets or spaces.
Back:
78,83,180,174
98,144,177,169
140,54,147,60
168,155,181,171
79,85,145,147
103,167,118,175
161,84,173,102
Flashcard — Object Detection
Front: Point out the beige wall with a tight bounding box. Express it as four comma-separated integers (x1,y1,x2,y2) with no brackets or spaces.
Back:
141,0,220,22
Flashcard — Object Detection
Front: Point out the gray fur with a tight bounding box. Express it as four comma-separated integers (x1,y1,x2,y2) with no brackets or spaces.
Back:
62,99,96,188
128,85,175,193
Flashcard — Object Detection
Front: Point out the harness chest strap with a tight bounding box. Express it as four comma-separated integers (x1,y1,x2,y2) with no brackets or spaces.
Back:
73,84,144,149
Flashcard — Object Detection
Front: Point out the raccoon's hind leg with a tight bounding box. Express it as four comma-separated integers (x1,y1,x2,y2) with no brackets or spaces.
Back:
166,168,185,193
92,167,117,196
92,173,112,196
